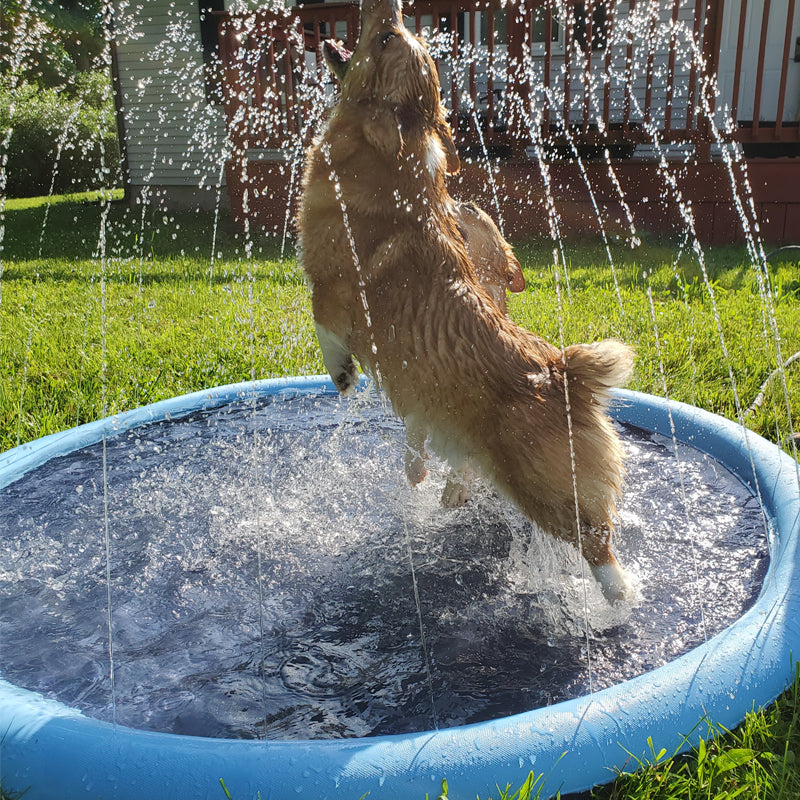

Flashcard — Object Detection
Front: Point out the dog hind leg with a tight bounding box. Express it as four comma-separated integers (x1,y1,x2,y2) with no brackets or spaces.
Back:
582,523,633,602
441,463,475,507
591,560,633,603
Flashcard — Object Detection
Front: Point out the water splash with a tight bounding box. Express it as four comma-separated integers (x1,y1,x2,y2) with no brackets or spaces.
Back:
0,391,769,739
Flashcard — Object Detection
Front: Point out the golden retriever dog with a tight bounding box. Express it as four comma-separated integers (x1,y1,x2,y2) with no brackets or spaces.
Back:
298,0,634,602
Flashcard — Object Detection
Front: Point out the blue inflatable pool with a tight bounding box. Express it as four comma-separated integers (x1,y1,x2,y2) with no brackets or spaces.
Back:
0,376,797,800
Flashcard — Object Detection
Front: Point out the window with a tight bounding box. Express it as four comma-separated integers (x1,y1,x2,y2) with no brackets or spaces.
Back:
529,5,560,50
198,0,225,103
574,2,608,51
480,9,508,47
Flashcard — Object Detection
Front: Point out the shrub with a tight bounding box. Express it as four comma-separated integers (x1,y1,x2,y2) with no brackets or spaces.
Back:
0,74,121,198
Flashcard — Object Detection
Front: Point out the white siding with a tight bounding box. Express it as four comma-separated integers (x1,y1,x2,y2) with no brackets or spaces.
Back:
716,0,800,123
113,0,228,189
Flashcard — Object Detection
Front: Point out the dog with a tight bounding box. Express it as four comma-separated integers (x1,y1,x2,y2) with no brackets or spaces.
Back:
298,0,634,602
324,36,526,506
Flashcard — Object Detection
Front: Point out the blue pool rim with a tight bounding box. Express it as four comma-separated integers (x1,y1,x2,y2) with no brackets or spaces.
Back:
1,375,799,800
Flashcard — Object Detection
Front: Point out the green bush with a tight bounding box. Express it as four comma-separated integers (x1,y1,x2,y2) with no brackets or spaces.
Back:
0,73,120,198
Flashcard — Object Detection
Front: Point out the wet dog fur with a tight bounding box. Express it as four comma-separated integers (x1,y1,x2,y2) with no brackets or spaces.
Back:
323,37,525,313
298,0,634,602
323,34,525,507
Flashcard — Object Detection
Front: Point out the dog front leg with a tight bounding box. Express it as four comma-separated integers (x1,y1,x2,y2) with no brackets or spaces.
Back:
315,323,357,395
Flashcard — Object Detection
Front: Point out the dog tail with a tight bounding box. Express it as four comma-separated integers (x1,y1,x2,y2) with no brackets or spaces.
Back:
562,340,634,404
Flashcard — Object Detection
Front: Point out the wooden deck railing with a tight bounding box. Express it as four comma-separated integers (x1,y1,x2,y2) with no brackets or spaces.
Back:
217,0,800,160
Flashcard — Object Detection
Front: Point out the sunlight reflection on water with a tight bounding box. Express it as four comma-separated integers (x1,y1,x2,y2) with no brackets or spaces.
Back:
0,389,768,739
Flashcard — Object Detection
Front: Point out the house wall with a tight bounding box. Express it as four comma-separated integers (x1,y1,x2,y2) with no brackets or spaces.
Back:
112,0,230,207
716,0,800,125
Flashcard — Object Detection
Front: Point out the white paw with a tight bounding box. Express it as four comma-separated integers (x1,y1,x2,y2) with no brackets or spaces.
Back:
591,562,634,604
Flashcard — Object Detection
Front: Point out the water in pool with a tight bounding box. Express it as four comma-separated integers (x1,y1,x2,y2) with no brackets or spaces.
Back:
0,387,769,739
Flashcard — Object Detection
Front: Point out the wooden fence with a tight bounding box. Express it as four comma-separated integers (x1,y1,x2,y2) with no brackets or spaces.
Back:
217,0,800,158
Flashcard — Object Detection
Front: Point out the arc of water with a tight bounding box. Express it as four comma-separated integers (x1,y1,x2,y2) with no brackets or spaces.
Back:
321,150,379,368
99,191,117,724
279,27,330,264
506,15,599,669
317,132,441,722
602,147,640,250
0,0,51,314
670,232,700,407
535,82,625,311
400,499,439,730
645,282,708,642
618,78,779,560
443,35,508,236
208,157,227,288
98,0,120,725
468,103,507,237
552,248,595,694
690,71,799,472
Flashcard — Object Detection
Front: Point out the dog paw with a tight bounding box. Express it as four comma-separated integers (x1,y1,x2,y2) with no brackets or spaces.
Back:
333,358,357,395
315,323,357,395
405,457,428,486
404,443,428,486
441,478,471,507
591,562,634,604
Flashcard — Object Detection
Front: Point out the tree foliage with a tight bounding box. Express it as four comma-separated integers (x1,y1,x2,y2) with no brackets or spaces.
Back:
0,0,106,87
0,0,120,197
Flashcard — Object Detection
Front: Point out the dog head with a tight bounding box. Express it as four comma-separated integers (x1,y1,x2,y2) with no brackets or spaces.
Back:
330,0,459,173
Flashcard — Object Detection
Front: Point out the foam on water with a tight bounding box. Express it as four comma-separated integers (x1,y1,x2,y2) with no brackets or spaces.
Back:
0,388,768,739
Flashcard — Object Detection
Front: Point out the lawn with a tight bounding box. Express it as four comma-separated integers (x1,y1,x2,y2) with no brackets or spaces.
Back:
1,192,800,798
2,193,798,454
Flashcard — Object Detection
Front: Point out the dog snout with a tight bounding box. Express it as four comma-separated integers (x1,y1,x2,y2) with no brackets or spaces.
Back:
360,0,403,32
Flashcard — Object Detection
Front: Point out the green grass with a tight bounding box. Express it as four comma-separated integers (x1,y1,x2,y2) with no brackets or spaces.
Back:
2,193,798,453
1,193,799,799
435,668,800,800
431,667,800,799
0,193,318,450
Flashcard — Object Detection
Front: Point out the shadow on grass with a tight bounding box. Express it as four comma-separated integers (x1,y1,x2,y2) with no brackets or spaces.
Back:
3,192,291,265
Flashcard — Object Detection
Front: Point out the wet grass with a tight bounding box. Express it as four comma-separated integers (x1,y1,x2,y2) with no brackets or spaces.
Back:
2,194,799,453
1,194,799,799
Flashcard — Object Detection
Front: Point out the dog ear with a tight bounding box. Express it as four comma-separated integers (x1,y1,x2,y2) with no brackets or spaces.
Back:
363,109,403,159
